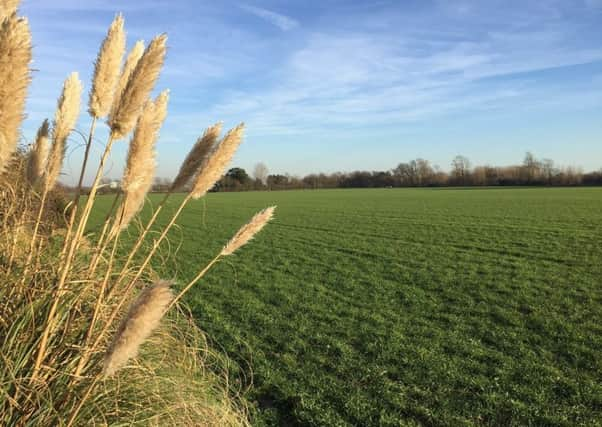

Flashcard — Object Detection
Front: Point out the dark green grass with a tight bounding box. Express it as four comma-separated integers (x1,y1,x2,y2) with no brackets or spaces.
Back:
91,188,602,426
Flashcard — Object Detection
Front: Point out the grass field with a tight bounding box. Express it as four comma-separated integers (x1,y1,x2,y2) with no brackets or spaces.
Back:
91,188,602,426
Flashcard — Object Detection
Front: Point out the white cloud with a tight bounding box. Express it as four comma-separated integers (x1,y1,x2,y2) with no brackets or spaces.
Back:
240,4,299,31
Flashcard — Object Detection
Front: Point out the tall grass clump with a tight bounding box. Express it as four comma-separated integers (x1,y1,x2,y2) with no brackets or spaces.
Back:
0,2,274,425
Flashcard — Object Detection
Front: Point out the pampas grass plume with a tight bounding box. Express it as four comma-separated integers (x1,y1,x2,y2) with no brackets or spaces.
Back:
171,122,222,191
110,39,144,121
104,280,173,376
113,90,169,232
88,14,125,118
221,206,275,256
109,34,167,140
190,123,245,199
0,13,31,173
0,0,20,21
27,119,50,184
44,72,82,189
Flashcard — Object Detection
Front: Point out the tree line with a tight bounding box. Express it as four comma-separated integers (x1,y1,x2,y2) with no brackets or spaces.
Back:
92,153,602,194
205,153,601,191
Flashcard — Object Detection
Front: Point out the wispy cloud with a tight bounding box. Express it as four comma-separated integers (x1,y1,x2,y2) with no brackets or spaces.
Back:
240,4,299,31
16,0,602,180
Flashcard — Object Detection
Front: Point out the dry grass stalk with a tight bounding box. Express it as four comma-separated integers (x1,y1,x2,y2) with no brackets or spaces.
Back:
104,280,174,376
26,119,50,184
168,206,276,312
44,72,82,190
0,13,31,173
111,124,245,298
190,123,245,199
114,121,223,279
2,4,256,425
112,90,169,234
110,40,144,120
171,122,222,191
0,0,19,22
28,73,82,379
109,34,167,140
88,14,125,118
222,206,276,255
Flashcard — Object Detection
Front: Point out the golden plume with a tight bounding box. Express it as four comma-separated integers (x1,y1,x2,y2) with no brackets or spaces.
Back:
0,0,19,21
88,14,125,118
113,90,169,233
27,119,50,184
110,40,144,120
104,280,173,376
221,206,276,256
109,34,167,140
190,123,245,199
0,13,31,173
171,122,222,191
44,73,82,190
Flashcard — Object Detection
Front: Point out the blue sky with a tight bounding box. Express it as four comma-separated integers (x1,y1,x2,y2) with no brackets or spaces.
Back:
18,0,602,183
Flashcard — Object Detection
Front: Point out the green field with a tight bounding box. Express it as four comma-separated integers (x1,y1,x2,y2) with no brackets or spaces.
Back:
93,188,602,426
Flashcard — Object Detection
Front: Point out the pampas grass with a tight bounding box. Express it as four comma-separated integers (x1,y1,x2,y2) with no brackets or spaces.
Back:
104,280,174,376
0,0,20,21
222,206,276,255
109,34,167,140
113,90,168,233
0,4,271,426
44,72,82,190
171,122,222,191
0,12,31,173
169,206,276,311
110,40,144,120
191,123,245,199
88,14,125,118
26,119,50,184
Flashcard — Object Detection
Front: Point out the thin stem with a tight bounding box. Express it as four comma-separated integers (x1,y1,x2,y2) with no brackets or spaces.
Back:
6,193,29,275
165,254,221,313
115,191,171,283
73,231,121,379
19,187,49,282
121,192,191,295
88,192,121,277
66,376,100,427
84,193,192,365
31,133,116,383
60,117,98,259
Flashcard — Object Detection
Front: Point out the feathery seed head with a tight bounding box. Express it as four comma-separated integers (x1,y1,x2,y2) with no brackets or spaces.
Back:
171,122,222,191
27,119,50,184
113,90,169,233
109,34,167,140
104,280,173,376
44,72,82,189
88,14,126,118
221,206,276,256
0,13,31,173
0,0,19,21
153,89,169,124
109,39,144,120
190,123,245,199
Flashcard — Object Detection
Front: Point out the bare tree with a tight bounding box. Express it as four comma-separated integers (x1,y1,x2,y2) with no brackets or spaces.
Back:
253,162,269,185
451,155,471,185
522,152,541,184
541,158,556,185
415,158,433,185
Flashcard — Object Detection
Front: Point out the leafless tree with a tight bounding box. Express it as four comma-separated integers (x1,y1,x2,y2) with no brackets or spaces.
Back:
541,158,556,184
253,162,269,185
451,155,471,185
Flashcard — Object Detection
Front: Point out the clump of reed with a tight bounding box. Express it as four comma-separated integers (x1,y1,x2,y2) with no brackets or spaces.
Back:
0,2,275,425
